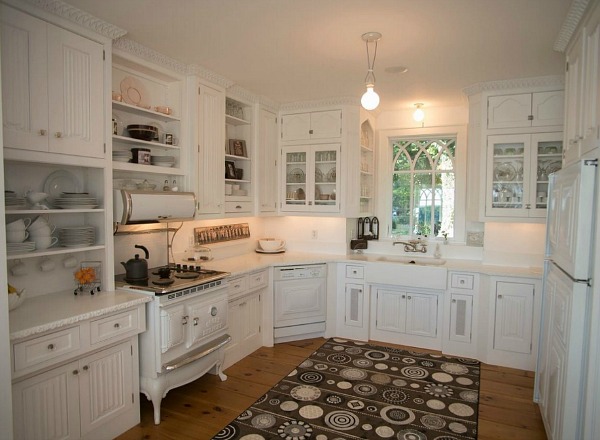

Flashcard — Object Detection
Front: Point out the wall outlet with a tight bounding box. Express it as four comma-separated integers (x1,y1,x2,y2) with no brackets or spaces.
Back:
311,230,318,239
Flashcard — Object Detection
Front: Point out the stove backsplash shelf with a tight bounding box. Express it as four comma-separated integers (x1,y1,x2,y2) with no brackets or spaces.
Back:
195,223,250,245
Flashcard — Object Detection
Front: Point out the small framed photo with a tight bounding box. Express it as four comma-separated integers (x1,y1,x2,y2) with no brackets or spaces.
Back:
225,161,237,179
228,139,247,157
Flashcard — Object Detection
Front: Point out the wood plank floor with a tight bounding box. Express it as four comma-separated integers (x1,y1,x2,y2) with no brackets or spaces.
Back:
116,338,547,440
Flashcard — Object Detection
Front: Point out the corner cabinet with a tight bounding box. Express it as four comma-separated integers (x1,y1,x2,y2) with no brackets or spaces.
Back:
1,4,104,158
487,91,564,129
281,144,340,213
281,110,341,141
485,132,563,218
257,108,279,214
336,264,369,341
443,272,479,359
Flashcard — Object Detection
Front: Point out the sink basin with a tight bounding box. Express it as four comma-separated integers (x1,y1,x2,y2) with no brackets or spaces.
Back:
376,256,446,266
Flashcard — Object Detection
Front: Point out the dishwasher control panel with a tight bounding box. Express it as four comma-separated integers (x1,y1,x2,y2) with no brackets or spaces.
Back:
274,264,327,280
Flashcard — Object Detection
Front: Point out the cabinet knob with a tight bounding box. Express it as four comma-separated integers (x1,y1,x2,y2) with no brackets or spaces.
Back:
407,296,412,300
39,129,47,136
452,299,457,303
55,132,62,138
526,204,531,209
309,129,314,134
211,306,218,317
498,294,503,299
113,323,120,329
528,115,534,121
73,369,79,375
402,295,406,299
193,317,199,326
236,205,242,209
82,365,89,371
47,343,55,351
182,315,189,325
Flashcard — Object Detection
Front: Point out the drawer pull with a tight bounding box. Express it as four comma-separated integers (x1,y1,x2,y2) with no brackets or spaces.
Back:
55,132,62,138
47,343,55,351
182,315,189,325
193,317,199,326
236,205,242,209
73,369,79,375
39,129,47,136
234,284,241,288
114,323,120,329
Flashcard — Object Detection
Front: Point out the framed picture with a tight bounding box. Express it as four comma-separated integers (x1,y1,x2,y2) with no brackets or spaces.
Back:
229,139,247,157
225,161,237,179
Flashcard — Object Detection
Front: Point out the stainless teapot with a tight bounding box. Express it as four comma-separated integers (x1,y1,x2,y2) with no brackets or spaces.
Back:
121,244,149,280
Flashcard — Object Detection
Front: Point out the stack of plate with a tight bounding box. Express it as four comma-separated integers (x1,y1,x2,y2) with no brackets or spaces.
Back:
7,241,35,254
58,226,95,248
54,192,98,209
151,155,175,167
112,151,131,162
5,191,26,209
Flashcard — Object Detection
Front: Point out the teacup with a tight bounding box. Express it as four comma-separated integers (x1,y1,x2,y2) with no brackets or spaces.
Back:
6,230,29,243
63,256,78,269
29,216,50,231
29,224,56,237
32,235,58,250
6,218,31,231
39,258,56,272
259,238,286,251
10,260,27,276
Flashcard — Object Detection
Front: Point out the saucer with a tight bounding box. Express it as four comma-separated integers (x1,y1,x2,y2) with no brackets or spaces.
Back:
255,248,286,254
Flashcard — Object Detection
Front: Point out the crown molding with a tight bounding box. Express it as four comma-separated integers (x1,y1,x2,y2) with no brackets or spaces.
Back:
188,64,234,89
226,84,259,104
257,96,280,113
113,37,188,75
25,0,126,40
462,75,565,96
280,97,360,112
554,0,590,52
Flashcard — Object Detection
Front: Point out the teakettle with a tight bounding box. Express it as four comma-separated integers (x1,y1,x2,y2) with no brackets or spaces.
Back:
121,244,149,280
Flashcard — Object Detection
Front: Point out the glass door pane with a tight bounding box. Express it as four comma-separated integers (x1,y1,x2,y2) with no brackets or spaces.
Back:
314,148,337,207
491,140,525,209
534,138,563,210
284,148,308,209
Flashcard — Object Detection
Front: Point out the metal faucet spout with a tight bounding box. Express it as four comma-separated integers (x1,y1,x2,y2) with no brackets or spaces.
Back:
393,240,428,253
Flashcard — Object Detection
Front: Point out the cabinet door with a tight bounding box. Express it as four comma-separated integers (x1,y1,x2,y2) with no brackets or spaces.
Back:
160,303,186,354
493,281,534,354
281,112,311,141
405,292,438,338
237,292,261,351
449,293,473,344
582,18,600,155
564,33,586,165
375,288,407,333
197,83,225,214
345,283,365,328
532,91,564,127
12,360,80,440
47,25,104,158
0,6,49,152
258,108,278,213
274,278,326,327
310,110,342,139
542,339,566,440
530,132,563,217
78,341,134,436
282,145,310,211
487,93,532,129
312,144,340,212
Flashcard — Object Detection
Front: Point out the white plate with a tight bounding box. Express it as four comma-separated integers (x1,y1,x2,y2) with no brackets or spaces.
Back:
43,170,82,202
57,204,98,209
120,76,149,107
255,248,286,254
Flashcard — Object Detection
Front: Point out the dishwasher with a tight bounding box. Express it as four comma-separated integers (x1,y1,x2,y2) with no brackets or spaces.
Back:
273,264,327,341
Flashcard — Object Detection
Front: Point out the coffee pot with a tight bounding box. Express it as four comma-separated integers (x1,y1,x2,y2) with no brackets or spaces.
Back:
121,244,149,280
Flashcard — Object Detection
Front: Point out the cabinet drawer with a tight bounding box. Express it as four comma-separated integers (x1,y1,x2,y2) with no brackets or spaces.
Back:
346,265,364,279
450,273,475,290
248,269,268,291
229,275,248,299
13,326,81,372
225,200,253,213
90,309,139,345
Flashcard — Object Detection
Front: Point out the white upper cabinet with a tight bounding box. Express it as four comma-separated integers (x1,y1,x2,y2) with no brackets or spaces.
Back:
281,110,342,142
487,91,564,129
257,108,278,213
564,32,586,164
1,5,104,158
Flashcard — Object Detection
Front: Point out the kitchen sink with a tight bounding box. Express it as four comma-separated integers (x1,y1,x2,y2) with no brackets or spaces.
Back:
376,256,447,266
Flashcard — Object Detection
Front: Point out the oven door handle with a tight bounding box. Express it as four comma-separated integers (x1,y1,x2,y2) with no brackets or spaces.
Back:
163,333,231,372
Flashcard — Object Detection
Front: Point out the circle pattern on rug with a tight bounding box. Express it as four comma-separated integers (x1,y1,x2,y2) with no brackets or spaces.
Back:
374,363,389,370
277,420,313,439
299,371,324,384
397,428,428,440
426,399,446,410
345,347,363,355
449,422,468,433
424,383,454,398
214,423,239,440
420,360,435,367
371,373,392,384
364,350,390,360
459,390,479,402
327,353,352,364
340,368,368,381
456,377,473,386
251,414,276,429
431,372,454,383
448,402,475,417
375,425,395,437
240,435,265,440
326,394,343,405
337,381,352,389
441,363,469,375
380,405,416,425
300,359,314,368
393,379,408,387
324,410,360,431
400,366,429,379
291,385,321,401
255,394,268,404
237,409,253,420
299,404,323,419
420,414,446,430
457,357,479,365
381,388,409,404
354,383,378,396
288,369,298,377
353,358,373,368
280,401,299,412
333,345,345,351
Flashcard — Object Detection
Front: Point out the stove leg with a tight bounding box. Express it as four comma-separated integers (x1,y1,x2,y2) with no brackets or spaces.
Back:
141,377,167,425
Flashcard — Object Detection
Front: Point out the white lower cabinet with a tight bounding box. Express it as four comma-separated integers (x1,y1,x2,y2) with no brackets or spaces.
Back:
370,285,443,351
444,272,479,358
223,269,268,369
336,264,368,341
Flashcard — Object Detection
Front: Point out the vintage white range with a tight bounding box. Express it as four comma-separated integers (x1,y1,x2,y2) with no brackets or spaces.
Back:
116,264,230,424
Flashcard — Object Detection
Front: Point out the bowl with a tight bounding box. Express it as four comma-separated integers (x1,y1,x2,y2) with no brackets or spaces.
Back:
259,238,285,251
26,191,48,204
127,124,158,141
8,290,25,311
319,194,330,200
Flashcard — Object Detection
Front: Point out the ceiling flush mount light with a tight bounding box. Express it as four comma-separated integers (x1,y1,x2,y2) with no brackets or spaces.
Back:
413,103,425,122
360,32,382,111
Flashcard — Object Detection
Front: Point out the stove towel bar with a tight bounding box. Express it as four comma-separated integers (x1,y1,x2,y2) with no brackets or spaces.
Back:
163,333,231,372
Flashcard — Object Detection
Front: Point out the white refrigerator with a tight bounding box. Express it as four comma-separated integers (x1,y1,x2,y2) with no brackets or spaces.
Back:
535,159,597,440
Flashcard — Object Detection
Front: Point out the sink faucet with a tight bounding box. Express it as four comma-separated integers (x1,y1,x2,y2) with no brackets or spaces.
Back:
393,239,428,253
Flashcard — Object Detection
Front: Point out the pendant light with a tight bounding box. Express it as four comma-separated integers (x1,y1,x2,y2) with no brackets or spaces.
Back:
413,103,425,122
360,32,382,111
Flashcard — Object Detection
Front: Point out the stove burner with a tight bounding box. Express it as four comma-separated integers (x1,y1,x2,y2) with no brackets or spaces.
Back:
152,278,175,286
125,277,149,284
174,271,200,279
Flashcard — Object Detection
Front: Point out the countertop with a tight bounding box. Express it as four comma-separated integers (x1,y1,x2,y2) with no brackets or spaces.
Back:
9,289,152,341
201,250,543,278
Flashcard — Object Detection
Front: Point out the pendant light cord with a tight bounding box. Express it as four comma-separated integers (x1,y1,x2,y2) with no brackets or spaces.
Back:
364,40,378,85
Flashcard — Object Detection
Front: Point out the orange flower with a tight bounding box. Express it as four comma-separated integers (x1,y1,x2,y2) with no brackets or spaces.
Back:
75,267,96,284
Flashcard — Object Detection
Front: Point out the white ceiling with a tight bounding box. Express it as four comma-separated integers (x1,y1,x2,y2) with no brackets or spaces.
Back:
65,0,571,111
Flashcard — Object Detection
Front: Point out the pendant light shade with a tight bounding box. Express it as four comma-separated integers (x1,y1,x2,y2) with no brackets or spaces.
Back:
360,32,382,111
413,103,425,122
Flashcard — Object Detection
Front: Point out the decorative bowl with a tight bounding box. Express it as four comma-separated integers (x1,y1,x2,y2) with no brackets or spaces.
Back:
8,289,25,311
127,124,158,141
259,238,285,251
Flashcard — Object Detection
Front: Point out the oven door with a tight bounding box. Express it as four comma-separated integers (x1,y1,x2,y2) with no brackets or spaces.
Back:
160,304,186,353
186,293,228,349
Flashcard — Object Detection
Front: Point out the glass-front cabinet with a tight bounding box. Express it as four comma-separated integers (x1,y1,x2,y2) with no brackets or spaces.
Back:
486,132,562,219
281,144,340,213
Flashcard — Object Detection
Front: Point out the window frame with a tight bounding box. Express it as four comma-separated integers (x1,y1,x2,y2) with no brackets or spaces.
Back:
377,125,467,243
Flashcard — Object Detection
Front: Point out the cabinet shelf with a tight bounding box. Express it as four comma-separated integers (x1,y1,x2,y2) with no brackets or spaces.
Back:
226,114,251,126
112,101,180,122
112,161,185,175
112,135,180,150
225,178,250,184
361,144,373,152
6,208,104,215
225,154,250,161
7,244,105,260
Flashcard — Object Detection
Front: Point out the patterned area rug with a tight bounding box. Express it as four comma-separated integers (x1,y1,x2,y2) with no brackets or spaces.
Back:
213,338,480,440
